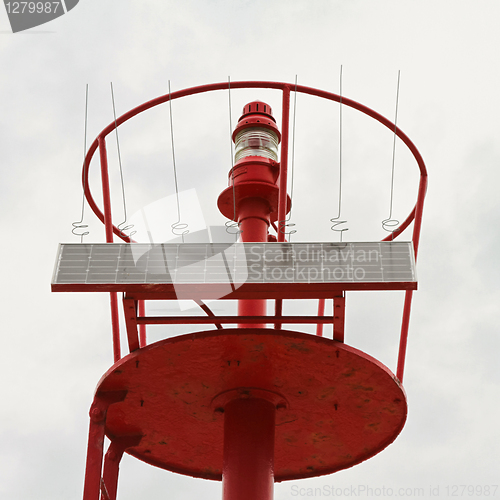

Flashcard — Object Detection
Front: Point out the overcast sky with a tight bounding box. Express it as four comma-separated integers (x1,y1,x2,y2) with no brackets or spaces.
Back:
1,1,499,499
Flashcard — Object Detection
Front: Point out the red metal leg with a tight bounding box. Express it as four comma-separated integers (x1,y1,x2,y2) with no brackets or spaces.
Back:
123,297,140,353
396,289,413,382
274,88,291,333
101,442,123,500
277,86,290,243
110,292,121,363
333,293,345,343
274,299,283,330
222,398,276,500
82,392,127,500
99,136,121,362
82,404,107,500
138,300,146,347
101,436,142,500
316,299,326,337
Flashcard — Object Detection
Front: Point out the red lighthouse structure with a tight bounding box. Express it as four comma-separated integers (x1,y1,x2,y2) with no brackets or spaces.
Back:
52,81,427,500
218,101,285,327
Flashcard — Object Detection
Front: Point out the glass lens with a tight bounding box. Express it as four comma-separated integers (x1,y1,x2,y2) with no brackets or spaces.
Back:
234,128,279,162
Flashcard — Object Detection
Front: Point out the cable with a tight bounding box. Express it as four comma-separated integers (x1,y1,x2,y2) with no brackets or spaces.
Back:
72,84,90,242
167,80,189,242
382,70,401,237
110,82,136,238
330,65,349,241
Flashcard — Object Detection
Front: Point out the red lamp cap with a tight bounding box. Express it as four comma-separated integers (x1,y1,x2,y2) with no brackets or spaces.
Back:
240,101,276,122
232,100,281,142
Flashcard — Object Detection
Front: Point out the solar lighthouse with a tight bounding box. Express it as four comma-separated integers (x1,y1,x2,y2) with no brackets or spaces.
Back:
52,81,427,500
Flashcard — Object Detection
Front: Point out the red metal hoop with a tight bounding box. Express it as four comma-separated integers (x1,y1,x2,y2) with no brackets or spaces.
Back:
80,81,427,257
77,80,427,380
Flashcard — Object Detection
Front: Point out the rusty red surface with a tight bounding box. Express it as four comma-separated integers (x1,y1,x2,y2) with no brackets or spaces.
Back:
95,329,407,482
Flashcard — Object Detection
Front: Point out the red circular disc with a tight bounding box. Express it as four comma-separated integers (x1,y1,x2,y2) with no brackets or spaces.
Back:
96,329,406,481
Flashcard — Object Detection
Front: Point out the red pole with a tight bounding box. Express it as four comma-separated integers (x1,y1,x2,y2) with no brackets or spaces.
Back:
101,435,141,500
218,101,282,500
222,398,276,500
237,197,269,329
82,405,106,500
101,442,123,500
277,87,290,242
138,300,146,347
275,86,291,331
99,137,121,362
396,175,427,380
316,299,326,337
99,137,114,244
396,289,413,381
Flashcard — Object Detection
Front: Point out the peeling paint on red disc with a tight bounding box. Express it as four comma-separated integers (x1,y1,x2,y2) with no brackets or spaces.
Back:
96,329,406,481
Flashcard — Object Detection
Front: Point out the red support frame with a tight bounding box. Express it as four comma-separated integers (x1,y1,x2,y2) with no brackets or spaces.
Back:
333,294,345,343
79,81,426,379
138,300,146,347
65,80,428,500
274,85,292,332
82,403,107,500
136,315,335,325
82,391,127,500
123,298,140,353
101,435,143,500
98,137,121,363
316,299,326,337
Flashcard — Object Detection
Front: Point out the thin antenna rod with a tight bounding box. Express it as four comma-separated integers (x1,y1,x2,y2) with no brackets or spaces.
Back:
72,84,90,242
168,80,188,241
110,82,135,238
389,70,400,218
382,70,401,237
280,75,298,240
338,65,343,216
330,65,348,242
228,76,235,172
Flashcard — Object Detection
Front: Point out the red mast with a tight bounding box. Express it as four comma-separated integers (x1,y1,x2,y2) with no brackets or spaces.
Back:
219,101,283,499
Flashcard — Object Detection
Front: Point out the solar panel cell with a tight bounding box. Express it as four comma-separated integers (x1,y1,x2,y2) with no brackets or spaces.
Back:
52,242,416,295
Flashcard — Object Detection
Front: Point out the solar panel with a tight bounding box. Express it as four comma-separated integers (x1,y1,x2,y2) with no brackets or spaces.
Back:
52,242,416,296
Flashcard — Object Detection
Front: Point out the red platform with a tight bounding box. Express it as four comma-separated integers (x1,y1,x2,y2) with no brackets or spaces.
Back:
95,328,407,481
